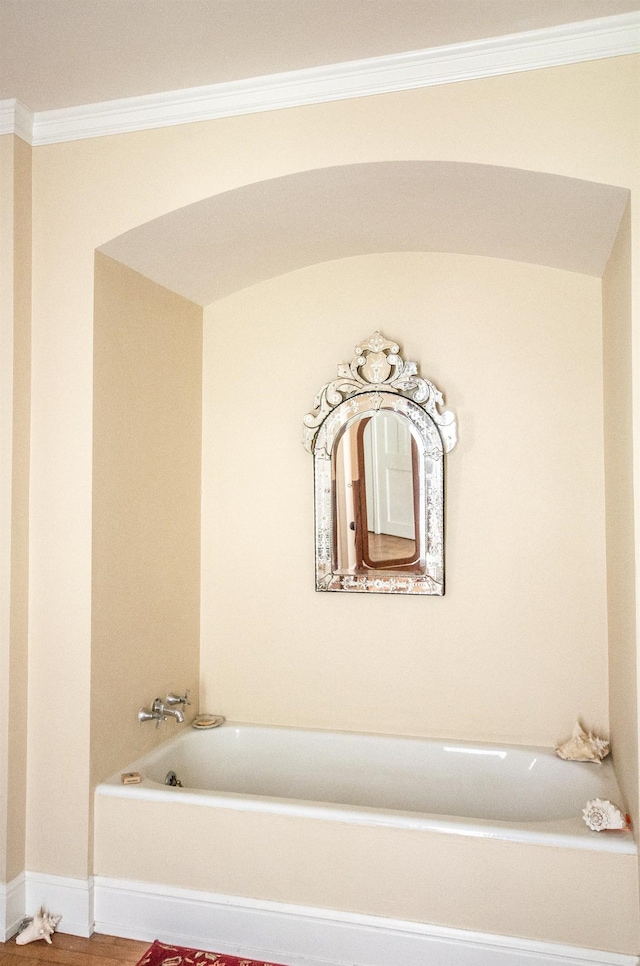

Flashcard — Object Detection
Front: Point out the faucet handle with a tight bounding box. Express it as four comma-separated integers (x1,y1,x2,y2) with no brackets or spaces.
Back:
138,698,164,728
166,689,190,708
152,697,165,728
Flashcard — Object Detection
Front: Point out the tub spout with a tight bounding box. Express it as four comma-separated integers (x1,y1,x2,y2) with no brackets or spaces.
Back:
162,706,185,723
138,698,184,728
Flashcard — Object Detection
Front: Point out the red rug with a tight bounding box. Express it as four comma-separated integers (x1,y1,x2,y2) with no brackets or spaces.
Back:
137,940,287,966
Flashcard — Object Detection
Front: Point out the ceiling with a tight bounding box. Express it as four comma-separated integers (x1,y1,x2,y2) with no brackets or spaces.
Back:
2,0,639,112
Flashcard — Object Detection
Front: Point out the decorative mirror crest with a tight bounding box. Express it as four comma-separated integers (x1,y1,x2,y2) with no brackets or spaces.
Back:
304,332,457,596
303,332,456,454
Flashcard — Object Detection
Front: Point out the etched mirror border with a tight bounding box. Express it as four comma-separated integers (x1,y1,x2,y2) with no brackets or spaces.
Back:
303,332,457,596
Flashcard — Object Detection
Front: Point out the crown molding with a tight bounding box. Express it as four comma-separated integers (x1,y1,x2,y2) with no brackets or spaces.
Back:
0,99,17,136
3,12,639,146
1,100,33,141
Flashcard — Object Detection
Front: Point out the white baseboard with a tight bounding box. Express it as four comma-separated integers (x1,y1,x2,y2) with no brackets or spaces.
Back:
23,872,94,938
93,876,639,966
0,873,25,941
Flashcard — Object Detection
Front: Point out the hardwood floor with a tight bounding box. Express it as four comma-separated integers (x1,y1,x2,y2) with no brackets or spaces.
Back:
366,531,415,561
0,933,149,966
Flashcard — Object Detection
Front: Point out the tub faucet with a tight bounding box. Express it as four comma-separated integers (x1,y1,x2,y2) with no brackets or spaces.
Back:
138,697,185,728
161,703,185,723
165,689,190,710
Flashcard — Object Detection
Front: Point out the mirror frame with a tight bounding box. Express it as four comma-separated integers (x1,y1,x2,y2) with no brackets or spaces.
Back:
303,332,457,595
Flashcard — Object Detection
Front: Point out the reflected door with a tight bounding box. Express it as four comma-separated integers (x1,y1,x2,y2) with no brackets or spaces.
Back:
364,413,415,540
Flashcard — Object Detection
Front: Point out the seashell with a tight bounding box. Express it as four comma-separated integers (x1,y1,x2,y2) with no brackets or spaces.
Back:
15,907,62,945
556,721,609,763
582,798,630,832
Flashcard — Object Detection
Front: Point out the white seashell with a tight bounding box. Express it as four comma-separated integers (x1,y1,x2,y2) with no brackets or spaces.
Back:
15,907,62,945
582,798,630,832
556,722,609,763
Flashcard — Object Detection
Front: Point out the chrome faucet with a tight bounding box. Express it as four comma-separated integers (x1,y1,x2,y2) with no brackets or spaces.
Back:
165,689,190,711
138,697,185,728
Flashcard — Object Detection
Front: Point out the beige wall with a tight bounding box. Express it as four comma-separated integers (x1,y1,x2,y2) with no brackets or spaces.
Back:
0,135,31,885
0,136,14,882
8,136,31,883
0,134,14,884
603,203,639,827
201,253,606,745
15,52,638,897
91,254,202,791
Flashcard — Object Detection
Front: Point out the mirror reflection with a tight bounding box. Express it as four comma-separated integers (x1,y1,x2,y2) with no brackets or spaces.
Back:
334,412,422,573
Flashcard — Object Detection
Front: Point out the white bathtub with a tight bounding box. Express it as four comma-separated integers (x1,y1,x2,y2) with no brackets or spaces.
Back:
98,721,635,853
94,722,640,954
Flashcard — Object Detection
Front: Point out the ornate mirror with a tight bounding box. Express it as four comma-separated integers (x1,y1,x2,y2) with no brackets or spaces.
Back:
303,333,457,595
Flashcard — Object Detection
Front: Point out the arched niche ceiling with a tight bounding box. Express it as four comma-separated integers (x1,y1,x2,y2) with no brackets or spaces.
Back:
99,161,629,306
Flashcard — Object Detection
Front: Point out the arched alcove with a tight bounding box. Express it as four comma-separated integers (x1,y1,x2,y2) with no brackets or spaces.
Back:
99,160,629,306
91,158,635,830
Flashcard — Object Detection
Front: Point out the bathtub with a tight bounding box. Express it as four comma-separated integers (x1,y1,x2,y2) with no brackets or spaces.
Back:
94,722,640,955
98,721,634,853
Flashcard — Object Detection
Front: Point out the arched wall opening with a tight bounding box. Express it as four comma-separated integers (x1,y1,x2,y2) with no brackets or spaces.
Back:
99,160,629,305
90,160,636,837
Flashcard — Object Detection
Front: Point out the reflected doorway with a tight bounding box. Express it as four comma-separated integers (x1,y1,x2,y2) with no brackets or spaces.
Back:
334,411,421,573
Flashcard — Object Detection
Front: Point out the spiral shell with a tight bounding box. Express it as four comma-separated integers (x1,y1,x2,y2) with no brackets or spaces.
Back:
582,798,630,832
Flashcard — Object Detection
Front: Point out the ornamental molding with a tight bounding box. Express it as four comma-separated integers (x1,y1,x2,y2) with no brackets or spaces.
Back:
303,332,457,455
1,13,638,145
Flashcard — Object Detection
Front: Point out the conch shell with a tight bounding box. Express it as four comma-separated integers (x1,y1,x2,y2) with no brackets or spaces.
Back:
556,722,609,763
15,907,62,945
583,798,631,832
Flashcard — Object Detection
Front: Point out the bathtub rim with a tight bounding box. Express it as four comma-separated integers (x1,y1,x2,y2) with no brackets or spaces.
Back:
97,721,636,855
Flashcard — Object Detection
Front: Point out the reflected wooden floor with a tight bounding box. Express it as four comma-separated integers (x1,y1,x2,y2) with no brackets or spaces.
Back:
0,933,149,966
367,532,415,561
